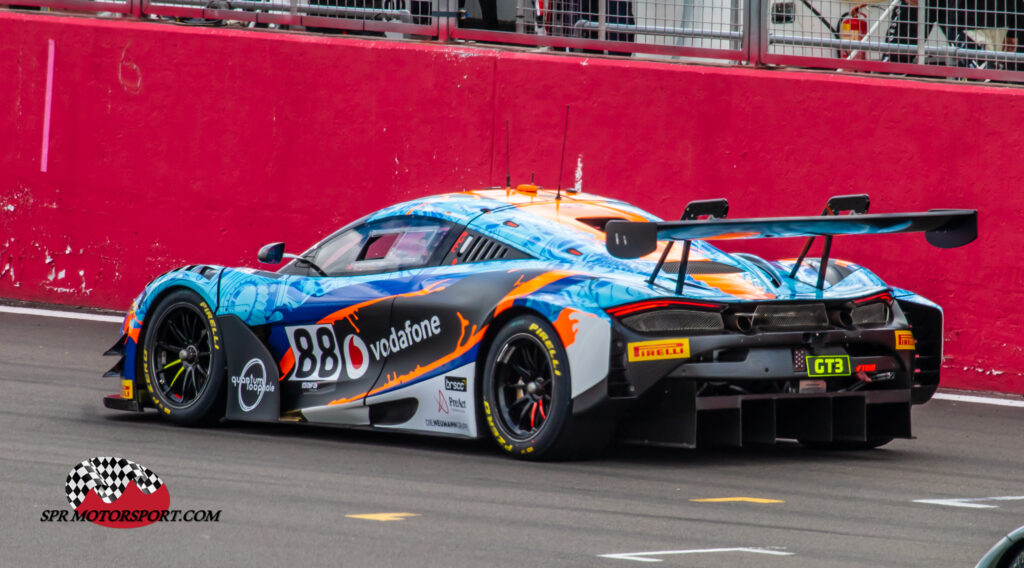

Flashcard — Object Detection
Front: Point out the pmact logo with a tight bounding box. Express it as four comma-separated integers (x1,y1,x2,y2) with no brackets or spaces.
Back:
64,457,170,528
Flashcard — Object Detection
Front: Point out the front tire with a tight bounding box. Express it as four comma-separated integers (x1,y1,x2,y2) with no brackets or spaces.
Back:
140,289,226,425
481,315,610,461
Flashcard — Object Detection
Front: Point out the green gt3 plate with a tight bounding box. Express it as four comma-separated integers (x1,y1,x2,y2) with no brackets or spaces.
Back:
805,355,851,377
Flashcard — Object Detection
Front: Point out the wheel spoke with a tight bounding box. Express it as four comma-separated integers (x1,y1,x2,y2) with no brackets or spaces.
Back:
169,365,185,389
162,359,182,370
184,368,195,400
508,362,531,380
167,319,188,344
157,341,184,353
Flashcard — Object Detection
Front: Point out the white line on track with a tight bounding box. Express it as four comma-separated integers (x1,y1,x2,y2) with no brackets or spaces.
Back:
913,496,1024,509
599,547,795,562
0,305,123,323
933,392,1024,408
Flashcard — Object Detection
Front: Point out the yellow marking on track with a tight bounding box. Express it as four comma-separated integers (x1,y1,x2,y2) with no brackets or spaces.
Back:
345,513,420,522
691,497,785,504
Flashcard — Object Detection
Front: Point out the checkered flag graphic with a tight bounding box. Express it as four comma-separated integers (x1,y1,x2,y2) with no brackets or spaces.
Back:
65,457,163,509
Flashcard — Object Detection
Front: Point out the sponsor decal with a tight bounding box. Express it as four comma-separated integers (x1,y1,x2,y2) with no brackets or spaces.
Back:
435,389,450,414
444,376,467,392
42,457,221,528
627,339,690,362
424,419,469,430
895,330,915,350
287,324,342,382
368,317,442,360
448,396,467,412
805,355,850,377
231,358,275,412
121,379,133,400
855,363,877,373
343,334,370,380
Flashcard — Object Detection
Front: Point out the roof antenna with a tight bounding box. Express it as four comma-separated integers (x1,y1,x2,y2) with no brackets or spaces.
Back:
556,105,570,201
505,120,511,189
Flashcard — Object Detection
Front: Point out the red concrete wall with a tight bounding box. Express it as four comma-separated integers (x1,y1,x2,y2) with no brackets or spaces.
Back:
1,12,1020,394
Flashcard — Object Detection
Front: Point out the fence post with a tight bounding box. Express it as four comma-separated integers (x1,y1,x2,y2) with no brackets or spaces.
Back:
745,0,763,65
436,0,454,42
916,0,927,64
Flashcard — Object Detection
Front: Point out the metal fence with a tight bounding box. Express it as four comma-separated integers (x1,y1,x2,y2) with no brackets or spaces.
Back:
8,0,1024,83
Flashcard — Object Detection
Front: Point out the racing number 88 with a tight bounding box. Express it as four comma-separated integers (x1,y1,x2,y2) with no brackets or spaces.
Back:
290,325,341,381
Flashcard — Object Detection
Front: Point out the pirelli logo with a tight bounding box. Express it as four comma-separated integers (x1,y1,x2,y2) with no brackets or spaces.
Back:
895,330,916,350
627,339,690,362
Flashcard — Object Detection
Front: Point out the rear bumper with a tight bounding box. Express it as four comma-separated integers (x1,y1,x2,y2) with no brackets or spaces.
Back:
617,385,911,448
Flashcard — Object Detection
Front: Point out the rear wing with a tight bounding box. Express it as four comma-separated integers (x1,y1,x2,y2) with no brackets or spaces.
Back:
605,195,977,292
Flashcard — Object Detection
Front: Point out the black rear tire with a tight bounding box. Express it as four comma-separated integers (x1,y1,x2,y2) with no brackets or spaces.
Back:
481,315,611,461
140,289,226,425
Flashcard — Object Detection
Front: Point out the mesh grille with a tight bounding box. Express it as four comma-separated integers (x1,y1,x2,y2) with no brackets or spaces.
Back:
852,303,890,327
621,309,725,334
752,304,828,330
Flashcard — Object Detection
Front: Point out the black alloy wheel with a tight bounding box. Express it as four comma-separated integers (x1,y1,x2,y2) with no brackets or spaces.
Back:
482,315,613,461
492,332,554,440
142,289,225,424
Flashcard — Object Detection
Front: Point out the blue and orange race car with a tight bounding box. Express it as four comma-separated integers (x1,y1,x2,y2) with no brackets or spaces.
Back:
103,188,976,460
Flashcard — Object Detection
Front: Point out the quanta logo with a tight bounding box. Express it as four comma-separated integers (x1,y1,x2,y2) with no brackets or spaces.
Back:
64,457,170,529
343,334,369,379
232,358,274,412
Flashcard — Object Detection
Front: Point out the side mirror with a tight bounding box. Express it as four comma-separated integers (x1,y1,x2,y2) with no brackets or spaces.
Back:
257,242,286,264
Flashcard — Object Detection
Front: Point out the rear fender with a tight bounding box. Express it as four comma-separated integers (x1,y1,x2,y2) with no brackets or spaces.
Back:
513,292,611,406
893,289,943,404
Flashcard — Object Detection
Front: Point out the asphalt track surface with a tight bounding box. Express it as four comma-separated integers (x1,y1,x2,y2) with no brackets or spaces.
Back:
2,310,1023,568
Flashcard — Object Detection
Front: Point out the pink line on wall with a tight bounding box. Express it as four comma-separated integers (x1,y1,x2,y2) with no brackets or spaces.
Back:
40,38,54,173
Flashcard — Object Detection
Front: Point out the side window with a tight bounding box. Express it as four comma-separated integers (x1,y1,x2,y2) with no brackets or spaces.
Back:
312,217,454,277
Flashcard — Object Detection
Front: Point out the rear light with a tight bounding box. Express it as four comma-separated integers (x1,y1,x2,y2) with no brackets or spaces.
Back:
853,291,893,305
607,299,725,335
606,299,723,318
850,291,893,328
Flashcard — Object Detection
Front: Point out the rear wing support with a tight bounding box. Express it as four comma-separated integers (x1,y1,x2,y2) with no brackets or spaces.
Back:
647,199,729,294
788,194,871,289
